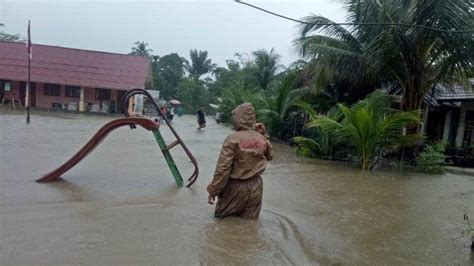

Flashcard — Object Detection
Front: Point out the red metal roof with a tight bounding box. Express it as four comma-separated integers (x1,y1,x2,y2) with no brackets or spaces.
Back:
0,41,150,90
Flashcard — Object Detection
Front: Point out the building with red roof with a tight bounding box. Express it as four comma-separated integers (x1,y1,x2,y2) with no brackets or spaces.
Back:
0,41,151,113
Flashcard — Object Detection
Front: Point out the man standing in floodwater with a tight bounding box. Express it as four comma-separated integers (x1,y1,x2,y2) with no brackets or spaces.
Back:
207,103,273,219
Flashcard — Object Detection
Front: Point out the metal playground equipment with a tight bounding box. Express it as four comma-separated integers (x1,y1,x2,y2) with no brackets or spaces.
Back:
36,89,198,187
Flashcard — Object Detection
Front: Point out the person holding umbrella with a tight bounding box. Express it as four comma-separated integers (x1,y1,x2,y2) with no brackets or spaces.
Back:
168,99,181,122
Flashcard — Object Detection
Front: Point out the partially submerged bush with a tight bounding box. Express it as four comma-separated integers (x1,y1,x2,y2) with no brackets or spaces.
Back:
294,136,321,158
299,90,420,170
294,104,345,160
416,141,446,174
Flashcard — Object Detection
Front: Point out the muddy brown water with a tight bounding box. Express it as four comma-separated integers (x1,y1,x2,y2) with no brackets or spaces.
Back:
1,111,473,265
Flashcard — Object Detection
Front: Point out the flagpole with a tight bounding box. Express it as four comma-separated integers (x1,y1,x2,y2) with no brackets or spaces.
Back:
26,20,31,124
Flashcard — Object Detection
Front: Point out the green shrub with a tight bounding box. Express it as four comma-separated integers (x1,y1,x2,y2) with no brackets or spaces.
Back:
302,90,420,170
294,136,320,158
296,145,314,158
416,142,446,174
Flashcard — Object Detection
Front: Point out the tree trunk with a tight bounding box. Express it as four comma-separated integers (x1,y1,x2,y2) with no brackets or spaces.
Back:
400,84,425,134
400,86,424,112
360,151,370,170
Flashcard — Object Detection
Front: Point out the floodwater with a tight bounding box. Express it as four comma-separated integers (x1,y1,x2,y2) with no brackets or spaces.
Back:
1,111,473,265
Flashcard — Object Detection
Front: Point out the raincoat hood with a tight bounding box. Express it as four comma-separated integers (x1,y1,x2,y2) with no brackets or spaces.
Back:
232,103,256,130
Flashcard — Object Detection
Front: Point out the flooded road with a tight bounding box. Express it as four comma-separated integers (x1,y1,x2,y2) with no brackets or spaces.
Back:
1,111,473,265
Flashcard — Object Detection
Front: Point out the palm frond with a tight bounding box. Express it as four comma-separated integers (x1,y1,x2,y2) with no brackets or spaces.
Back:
293,136,322,155
297,14,362,50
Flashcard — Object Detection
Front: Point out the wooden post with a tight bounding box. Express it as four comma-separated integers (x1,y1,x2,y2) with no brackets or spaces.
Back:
79,87,85,112
128,96,135,115
455,106,467,148
442,110,452,142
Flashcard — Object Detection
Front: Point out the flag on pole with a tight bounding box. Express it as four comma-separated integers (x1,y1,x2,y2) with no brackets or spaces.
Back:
27,20,32,60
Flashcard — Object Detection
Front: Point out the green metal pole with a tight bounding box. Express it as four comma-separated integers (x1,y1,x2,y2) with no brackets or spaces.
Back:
152,129,184,187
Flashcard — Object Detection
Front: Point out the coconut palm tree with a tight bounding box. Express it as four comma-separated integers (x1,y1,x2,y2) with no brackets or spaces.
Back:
306,90,420,170
294,104,343,159
257,71,307,138
296,0,473,112
250,48,283,90
129,41,153,57
186,49,216,80
0,23,23,42
217,82,260,124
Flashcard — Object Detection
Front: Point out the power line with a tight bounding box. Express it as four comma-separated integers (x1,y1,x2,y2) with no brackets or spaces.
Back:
234,0,474,34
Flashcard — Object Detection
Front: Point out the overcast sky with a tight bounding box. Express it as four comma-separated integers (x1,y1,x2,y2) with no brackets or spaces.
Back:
0,0,347,67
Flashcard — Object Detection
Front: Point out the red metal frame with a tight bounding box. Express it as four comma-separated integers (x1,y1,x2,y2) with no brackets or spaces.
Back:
36,117,159,183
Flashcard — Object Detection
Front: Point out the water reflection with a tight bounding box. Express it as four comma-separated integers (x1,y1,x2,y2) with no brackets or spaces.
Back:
44,178,91,203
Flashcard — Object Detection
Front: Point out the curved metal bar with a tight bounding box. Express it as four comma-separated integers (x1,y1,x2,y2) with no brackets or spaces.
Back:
36,117,159,183
122,89,199,187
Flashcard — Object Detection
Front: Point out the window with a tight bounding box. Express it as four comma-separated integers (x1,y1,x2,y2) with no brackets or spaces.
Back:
65,86,81,98
44,83,60,96
2,80,12,92
95,88,111,101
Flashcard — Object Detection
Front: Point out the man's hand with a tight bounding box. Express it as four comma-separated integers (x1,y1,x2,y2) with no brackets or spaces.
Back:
255,123,268,138
208,194,216,205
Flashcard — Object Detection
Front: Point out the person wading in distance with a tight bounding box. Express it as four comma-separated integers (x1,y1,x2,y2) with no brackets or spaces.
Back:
197,105,206,130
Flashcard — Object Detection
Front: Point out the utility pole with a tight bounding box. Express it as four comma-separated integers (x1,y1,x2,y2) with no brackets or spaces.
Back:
26,20,31,124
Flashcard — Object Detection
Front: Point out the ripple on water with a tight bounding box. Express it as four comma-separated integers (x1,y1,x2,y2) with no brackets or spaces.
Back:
198,209,336,265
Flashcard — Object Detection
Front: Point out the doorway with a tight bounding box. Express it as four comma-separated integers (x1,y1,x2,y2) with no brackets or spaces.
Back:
116,90,126,114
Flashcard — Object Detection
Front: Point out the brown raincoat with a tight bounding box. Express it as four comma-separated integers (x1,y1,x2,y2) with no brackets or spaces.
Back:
207,103,273,219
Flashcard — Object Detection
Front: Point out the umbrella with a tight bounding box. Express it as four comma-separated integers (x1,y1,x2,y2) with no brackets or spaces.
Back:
169,99,181,105
157,100,167,108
